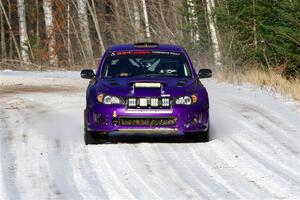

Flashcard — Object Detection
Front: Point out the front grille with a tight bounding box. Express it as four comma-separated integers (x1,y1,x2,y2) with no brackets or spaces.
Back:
119,117,177,126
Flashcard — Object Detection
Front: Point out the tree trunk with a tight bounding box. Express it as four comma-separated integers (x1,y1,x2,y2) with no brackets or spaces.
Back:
132,0,142,41
17,0,29,62
67,1,73,66
206,0,222,67
252,0,258,49
0,2,6,58
124,0,133,31
43,0,58,66
171,0,179,36
141,0,150,39
77,0,94,64
86,0,105,55
187,0,199,42
36,0,40,47
113,0,123,43
7,0,12,59
0,0,21,61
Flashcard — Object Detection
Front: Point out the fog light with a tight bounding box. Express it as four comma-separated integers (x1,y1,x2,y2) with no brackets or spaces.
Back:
162,98,170,107
128,98,136,107
139,98,148,107
150,98,159,107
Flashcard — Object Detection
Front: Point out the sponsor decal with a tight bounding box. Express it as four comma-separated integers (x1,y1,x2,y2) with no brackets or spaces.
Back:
110,51,181,56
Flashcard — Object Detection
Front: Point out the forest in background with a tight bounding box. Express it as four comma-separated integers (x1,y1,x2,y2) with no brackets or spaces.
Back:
0,0,299,78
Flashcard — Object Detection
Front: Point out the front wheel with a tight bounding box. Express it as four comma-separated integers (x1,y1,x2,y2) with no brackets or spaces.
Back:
184,127,209,142
84,116,109,145
84,130,99,145
84,129,109,145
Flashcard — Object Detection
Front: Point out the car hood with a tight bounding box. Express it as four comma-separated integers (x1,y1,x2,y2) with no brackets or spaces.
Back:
96,77,200,97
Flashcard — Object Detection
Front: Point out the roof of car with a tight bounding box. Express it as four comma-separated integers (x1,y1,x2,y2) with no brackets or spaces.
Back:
108,43,184,52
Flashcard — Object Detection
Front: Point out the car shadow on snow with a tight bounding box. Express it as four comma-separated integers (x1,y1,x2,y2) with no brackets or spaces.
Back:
103,133,209,144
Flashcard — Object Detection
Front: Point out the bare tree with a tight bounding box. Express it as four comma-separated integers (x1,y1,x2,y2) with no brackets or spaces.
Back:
252,0,258,48
206,0,222,67
132,0,142,41
0,0,21,61
141,0,150,39
35,0,40,46
17,0,29,62
187,0,199,42
67,1,73,65
43,0,58,66
0,2,6,58
77,0,94,63
87,0,105,54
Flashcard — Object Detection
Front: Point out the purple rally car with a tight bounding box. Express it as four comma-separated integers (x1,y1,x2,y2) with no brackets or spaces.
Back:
81,43,212,144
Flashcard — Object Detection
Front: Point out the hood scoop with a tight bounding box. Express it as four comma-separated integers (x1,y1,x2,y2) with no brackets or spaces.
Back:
130,82,165,96
134,82,162,88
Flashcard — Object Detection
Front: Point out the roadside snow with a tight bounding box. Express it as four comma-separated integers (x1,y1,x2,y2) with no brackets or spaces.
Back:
0,71,300,199
0,70,86,87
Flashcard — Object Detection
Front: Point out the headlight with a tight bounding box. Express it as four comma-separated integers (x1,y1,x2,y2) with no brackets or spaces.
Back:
97,94,123,104
175,95,198,105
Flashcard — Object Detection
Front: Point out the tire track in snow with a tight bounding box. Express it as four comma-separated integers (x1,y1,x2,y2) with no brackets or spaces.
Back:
231,112,300,171
197,142,274,199
187,145,244,199
88,146,137,199
138,144,199,199
20,97,83,200
154,145,208,199
68,144,108,199
119,144,178,199
231,137,300,187
137,144,198,199
117,145,162,199
235,102,300,151
36,93,109,200
210,92,300,198
1,98,63,199
168,144,226,199
0,109,21,200
229,105,300,172
21,105,66,200
209,84,300,193
212,139,294,199
233,125,300,177
212,88,300,151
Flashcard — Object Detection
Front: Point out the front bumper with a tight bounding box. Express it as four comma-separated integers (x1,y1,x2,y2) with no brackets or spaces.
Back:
85,104,209,133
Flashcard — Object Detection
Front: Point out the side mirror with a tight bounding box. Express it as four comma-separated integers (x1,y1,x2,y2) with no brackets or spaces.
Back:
198,69,212,78
81,69,95,79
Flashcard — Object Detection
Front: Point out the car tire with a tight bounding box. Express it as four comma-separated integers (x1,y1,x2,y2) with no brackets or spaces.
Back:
97,132,109,144
84,115,109,145
84,128,109,145
185,126,210,142
84,130,99,145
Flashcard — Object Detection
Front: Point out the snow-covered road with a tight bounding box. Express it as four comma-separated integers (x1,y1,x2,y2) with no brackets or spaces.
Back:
0,71,300,199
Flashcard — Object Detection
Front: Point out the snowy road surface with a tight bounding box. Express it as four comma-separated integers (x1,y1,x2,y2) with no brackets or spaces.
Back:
0,71,300,200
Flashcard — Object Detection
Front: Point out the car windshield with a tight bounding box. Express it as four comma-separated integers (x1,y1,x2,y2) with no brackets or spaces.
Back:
101,51,192,78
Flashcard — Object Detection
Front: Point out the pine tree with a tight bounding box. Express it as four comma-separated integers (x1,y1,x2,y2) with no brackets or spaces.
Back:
215,0,300,76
